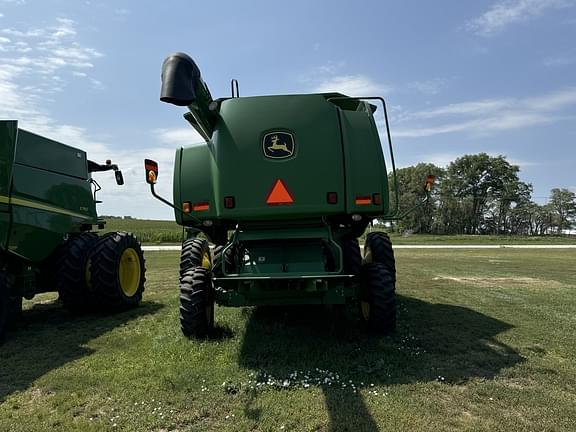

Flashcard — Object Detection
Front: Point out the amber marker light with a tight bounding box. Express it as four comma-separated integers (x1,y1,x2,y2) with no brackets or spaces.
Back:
182,202,191,213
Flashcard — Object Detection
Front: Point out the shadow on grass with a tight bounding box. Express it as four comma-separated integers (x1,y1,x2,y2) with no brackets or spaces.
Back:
0,300,163,402
238,295,524,432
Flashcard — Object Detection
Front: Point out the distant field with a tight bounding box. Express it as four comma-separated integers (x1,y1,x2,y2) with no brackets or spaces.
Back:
1,249,575,431
100,218,183,243
100,218,576,245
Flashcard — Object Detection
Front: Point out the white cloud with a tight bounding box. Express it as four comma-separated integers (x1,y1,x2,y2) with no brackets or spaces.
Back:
0,18,181,218
315,75,389,96
154,128,204,146
407,79,446,96
417,152,538,169
0,18,103,92
393,87,576,138
543,55,575,67
466,0,575,36
417,152,462,168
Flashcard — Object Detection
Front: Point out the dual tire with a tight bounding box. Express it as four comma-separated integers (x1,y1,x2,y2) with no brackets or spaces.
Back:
57,231,146,313
179,238,214,338
359,232,397,334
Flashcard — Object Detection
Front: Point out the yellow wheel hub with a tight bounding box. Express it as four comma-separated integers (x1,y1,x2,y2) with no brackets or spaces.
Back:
361,301,371,321
201,252,211,269
119,248,141,297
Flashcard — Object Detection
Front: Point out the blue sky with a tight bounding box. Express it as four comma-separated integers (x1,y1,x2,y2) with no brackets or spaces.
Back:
1,0,575,219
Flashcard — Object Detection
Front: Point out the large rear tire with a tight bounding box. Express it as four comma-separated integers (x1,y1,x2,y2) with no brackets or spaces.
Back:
359,263,396,334
342,237,362,276
180,238,210,278
364,232,396,281
90,232,146,310
180,267,214,338
57,232,99,313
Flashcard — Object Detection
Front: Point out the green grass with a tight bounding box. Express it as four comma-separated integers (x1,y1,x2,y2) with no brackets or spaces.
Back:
1,249,575,431
386,232,576,245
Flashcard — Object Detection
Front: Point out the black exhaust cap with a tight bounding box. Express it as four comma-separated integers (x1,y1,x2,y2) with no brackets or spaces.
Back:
160,52,201,106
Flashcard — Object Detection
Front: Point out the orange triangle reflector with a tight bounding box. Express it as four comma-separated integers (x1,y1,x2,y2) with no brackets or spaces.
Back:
266,179,294,205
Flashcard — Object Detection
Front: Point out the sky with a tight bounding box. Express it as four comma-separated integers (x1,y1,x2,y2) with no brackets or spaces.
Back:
0,0,575,219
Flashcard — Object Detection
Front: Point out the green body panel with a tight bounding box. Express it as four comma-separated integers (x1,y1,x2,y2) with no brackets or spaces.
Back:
15,129,89,180
339,106,389,215
173,145,216,224
175,94,387,223
0,121,17,247
1,120,97,264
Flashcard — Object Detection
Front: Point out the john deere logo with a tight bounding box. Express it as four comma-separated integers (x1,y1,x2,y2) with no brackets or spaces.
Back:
263,132,295,159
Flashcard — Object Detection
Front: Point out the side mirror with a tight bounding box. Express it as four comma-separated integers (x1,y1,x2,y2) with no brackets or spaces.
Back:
115,170,124,186
145,159,159,184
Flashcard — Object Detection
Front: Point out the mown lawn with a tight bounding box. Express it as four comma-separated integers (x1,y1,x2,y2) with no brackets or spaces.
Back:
1,249,575,431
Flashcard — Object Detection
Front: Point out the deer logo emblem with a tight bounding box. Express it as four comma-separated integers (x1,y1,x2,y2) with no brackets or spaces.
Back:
263,132,295,159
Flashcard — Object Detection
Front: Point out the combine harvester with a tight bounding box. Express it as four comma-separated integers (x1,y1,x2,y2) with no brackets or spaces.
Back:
146,53,432,337
0,122,146,341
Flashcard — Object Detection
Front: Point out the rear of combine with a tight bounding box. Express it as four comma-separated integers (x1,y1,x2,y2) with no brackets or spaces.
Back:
0,121,146,341
148,53,407,337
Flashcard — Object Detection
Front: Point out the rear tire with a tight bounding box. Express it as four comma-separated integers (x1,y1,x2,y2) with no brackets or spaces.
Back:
90,231,146,310
359,263,396,334
342,237,362,276
180,267,214,338
364,232,396,281
180,238,210,278
57,232,99,313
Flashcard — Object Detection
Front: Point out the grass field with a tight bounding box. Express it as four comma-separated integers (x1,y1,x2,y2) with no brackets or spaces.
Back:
100,218,576,245
1,248,575,431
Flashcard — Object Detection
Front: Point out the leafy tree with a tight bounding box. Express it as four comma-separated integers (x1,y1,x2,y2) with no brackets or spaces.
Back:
441,154,523,234
549,188,576,233
387,163,444,233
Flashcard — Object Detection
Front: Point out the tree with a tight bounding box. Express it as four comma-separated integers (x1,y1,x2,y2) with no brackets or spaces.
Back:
387,163,444,233
549,188,576,233
441,154,523,234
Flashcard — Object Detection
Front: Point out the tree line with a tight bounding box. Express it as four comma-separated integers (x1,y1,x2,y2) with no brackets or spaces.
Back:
387,153,576,235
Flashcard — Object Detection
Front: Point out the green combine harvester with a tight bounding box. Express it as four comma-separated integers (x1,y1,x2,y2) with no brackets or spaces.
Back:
0,121,146,341
147,52,429,338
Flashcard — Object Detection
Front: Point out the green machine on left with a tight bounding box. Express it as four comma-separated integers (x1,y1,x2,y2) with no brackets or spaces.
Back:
0,120,146,341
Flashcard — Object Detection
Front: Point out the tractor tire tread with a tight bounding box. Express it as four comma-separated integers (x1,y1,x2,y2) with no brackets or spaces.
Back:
361,262,396,334
365,232,396,281
180,238,209,279
180,267,214,338
90,231,146,310
57,232,99,313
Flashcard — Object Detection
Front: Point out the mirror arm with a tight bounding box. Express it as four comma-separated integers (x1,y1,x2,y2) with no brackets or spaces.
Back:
149,184,202,224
